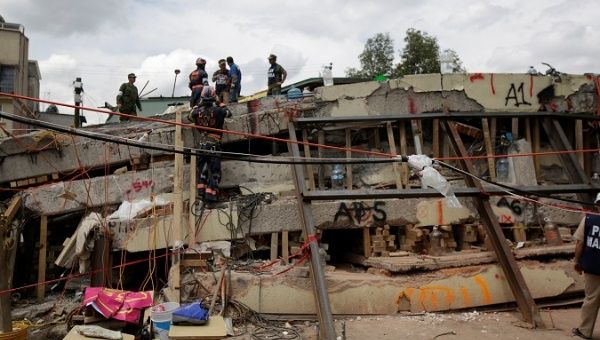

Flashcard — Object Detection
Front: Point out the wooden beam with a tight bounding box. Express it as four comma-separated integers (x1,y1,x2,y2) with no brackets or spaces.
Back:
172,110,183,303
317,131,325,190
533,119,541,178
345,128,353,190
433,119,440,158
576,120,584,168
512,118,519,139
525,118,532,144
270,233,278,261
302,129,316,190
189,154,197,245
481,118,496,181
37,215,48,302
399,122,409,188
282,231,289,264
386,122,403,189
442,120,544,328
363,227,372,258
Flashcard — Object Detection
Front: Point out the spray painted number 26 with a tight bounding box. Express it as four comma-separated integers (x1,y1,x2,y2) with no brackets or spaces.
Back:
497,197,523,216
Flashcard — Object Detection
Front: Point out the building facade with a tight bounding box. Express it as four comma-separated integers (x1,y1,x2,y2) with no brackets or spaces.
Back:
0,15,41,137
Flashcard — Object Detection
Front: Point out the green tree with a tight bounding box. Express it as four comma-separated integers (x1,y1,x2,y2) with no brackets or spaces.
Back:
395,28,441,76
346,33,395,78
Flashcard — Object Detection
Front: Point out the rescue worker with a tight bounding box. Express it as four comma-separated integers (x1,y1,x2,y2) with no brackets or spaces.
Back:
212,59,231,104
116,73,142,121
267,54,287,96
189,58,208,108
227,56,242,103
190,85,231,203
573,193,600,339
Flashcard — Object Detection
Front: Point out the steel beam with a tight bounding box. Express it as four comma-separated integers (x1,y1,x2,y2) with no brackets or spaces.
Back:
302,184,596,201
288,123,337,340
442,120,545,328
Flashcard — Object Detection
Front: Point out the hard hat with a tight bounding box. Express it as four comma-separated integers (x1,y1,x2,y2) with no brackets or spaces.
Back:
199,85,216,106
595,192,600,204
196,58,206,65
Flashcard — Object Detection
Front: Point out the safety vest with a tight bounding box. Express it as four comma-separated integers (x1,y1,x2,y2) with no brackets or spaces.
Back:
190,68,207,89
580,213,600,275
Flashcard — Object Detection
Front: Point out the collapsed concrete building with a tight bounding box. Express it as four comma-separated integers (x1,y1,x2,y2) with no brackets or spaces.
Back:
1,73,599,332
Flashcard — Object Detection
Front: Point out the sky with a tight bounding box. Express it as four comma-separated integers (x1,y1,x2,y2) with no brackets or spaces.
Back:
3,0,600,124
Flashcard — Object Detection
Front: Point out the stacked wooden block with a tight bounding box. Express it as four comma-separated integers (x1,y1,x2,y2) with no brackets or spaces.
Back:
370,225,397,257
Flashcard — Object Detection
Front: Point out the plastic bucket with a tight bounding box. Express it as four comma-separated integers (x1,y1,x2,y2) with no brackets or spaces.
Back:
0,322,28,340
151,302,180,328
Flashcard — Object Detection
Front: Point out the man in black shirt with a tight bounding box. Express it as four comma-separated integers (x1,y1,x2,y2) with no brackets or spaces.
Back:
267,54,287,96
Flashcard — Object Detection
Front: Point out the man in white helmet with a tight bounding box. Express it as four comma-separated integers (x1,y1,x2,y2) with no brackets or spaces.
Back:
573,193,600,339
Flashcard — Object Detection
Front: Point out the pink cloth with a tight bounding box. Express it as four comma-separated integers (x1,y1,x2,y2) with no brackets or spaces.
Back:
83,287,153,323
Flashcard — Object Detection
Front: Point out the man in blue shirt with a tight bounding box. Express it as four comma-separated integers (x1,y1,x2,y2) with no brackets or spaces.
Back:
227,56,242,103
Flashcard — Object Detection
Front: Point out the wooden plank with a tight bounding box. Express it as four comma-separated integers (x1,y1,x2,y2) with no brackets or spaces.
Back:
37,215,48,302
525,118,532,144
373,128,382,150
512,118,519,139
172,110,183,302
399,122,409,188
576,120,584,168
168,315,227,339
270,232,278,261
363,227,371,258
317,131,325,190
345,128,353,190
490,118,497,147
533,119,541,179
432,119,440,158
302,129,316,190
481,118,496,181
189,154,197,245
282,231,289,264
385,122,403,189
3,195,22,223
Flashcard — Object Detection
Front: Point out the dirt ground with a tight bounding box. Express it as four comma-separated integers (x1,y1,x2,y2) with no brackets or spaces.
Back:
232,308,592,340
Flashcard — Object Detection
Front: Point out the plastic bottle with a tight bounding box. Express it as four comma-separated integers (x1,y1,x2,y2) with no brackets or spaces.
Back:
543,217,563,246
496,157,509,182
322,64,333,86
331,164,345,190
429,226,444,256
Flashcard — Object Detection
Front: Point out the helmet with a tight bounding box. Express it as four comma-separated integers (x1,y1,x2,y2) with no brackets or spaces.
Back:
199,85,216,106
196,57,206,66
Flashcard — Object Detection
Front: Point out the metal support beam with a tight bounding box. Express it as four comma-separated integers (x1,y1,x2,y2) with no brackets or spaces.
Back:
302,184,597,201
288,122,336,340
542,118,593,203
442,120,545,328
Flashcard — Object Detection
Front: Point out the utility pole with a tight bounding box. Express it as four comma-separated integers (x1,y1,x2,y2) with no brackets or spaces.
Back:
73,77,84,128
172,69,180,97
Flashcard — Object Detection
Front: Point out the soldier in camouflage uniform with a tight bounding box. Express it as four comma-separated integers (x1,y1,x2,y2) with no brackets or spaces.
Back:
117,73,142,122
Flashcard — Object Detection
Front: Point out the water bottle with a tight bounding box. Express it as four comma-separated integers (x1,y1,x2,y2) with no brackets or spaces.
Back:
429,226,444,256
496,158,509,182
331,164,345,190
543,217,562,246
322,63,333,86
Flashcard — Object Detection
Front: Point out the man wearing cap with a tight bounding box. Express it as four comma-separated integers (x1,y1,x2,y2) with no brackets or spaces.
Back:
212,59,231,105
573,193,600,339
116,73,142,122
189,58,209,107
267,54,287,96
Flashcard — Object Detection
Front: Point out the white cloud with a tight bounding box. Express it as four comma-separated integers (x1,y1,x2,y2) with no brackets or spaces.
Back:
1,0,598,123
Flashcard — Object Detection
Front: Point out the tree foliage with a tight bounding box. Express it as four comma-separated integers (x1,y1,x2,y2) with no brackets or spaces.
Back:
346,33,394,78
347,29,466,79
395,29,441,76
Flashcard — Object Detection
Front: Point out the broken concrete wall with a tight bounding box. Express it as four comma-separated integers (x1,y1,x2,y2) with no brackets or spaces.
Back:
314,74,596,117
191,260,579,314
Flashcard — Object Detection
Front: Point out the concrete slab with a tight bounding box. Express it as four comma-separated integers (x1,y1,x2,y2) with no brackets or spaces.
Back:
192,260,580,314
